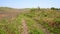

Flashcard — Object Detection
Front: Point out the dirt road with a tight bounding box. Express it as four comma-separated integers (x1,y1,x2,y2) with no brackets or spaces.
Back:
21,18,28,34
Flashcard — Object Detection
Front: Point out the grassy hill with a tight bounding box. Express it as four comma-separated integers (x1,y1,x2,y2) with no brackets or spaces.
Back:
0,7,60,34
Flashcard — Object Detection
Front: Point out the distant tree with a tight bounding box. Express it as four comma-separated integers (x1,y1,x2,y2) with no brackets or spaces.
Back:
51,7,59,10
51,7,55,10
37,6,40,11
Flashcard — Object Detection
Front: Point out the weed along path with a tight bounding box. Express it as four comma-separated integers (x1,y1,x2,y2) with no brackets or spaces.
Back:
21,18,28,34
33,19,51,34
37,24,51,34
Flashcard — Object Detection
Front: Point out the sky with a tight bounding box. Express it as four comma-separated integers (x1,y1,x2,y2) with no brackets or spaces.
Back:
0,0,60,8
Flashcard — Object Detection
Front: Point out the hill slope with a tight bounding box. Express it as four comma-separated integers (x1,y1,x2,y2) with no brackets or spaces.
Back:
0,7,60,34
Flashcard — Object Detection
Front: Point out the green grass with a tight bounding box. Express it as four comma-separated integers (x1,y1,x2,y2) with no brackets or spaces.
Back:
20,13,44,34
25,18,44,34
0,14,23,34
22,8,60,34
0,7,60,34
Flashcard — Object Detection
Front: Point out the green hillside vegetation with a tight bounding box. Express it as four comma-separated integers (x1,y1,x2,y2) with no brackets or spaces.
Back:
0,7,60,34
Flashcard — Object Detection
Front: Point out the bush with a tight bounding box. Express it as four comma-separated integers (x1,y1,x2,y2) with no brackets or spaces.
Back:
51,7,59,10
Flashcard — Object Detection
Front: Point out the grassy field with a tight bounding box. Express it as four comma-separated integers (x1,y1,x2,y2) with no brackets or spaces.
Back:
0,7,60,34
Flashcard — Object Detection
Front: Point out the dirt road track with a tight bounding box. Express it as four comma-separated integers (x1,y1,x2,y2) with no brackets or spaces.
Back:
21,18,28,34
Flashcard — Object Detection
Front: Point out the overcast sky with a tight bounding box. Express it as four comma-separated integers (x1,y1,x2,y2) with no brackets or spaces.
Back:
0,0,60,8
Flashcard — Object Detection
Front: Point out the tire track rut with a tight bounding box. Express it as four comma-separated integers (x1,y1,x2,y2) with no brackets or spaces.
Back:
21,18,28,34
